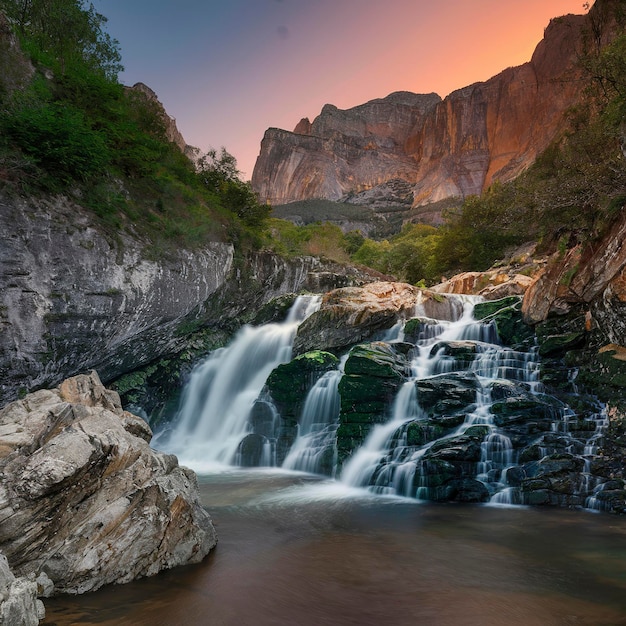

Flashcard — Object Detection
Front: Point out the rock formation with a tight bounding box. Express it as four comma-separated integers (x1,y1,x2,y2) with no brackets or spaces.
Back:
251,5,599,209
0,193,233,404
0,370,217,595
129,82,193,157
0,552,44,625
0,192,380,405
293,281,466,356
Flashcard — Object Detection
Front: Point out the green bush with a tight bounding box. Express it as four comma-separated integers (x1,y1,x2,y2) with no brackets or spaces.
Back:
2,101,110,185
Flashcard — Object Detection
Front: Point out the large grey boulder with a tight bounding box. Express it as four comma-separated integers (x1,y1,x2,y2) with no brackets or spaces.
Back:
0,371,216,595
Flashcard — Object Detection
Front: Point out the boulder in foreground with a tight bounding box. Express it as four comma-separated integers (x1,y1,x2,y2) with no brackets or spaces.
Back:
0,371,216,595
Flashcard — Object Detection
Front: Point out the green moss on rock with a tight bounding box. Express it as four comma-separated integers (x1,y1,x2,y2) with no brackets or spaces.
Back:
266,350,339,420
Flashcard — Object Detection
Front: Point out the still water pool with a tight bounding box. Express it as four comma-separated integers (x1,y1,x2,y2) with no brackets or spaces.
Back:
43,470,626,626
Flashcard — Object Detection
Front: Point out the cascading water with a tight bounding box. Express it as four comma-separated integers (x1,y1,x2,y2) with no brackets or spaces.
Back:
281,357,346,475
338,299,535,500
158,295,321,471
157,289,612,511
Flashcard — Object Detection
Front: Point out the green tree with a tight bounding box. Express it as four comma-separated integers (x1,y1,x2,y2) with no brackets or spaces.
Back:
196,148,270,228
1,0,122,77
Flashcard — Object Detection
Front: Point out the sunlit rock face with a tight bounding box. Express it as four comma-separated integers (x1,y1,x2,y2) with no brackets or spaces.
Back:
252,11,588,207
252,92,441,205
0,371,217,595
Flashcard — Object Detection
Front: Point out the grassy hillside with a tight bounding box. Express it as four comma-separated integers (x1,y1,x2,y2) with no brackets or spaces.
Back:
0,0,269,256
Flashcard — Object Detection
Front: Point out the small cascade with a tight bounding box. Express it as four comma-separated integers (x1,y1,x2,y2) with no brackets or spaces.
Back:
338,297,549,502
341,382,422,495
281,360,345,475
159,295,320,470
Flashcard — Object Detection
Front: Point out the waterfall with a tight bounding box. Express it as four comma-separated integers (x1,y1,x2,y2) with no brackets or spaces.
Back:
338,298,540,501
159,295,321,471
157,289,612,511
281,358,345,475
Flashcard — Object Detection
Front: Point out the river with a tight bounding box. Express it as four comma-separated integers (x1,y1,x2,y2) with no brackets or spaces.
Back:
43,469,626,626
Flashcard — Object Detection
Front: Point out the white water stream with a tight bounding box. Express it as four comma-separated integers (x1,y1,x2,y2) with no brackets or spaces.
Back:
157,292,609,508
159,295,321,471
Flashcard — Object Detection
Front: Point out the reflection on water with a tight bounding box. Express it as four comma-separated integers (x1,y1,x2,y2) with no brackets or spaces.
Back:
43,470,626,626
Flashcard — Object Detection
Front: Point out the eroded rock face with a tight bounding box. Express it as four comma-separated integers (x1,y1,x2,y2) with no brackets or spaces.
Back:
0,552,44,626
0,194,234,404
252,9,592,207
0,371,217,595
294,282,419,355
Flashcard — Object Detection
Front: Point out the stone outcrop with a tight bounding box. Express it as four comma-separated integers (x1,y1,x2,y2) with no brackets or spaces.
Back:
432,271,535,300
522,208,626,327
0,552,44,625
293,281,467,356
0,193,233,404
0,191,381,406
129,82,192,156
0,371,217,595
251,5,599,209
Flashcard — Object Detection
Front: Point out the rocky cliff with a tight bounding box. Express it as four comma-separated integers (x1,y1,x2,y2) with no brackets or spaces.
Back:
251,5,598,208
0,192,380,406
0,193,233,404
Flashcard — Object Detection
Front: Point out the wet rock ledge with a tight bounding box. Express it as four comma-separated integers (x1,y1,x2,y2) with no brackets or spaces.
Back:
0,371,216,600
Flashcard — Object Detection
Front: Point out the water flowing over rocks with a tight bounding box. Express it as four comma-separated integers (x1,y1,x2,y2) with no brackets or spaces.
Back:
0,371,216,595
161,284,626,513
293,281,464,356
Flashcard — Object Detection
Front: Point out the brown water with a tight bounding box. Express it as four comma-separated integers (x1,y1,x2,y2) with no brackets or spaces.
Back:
43,470,626,626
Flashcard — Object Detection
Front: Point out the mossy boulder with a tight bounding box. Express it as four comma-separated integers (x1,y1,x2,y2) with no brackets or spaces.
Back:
337,342,408,465
403,317,442,343
405,420,447,446
266,350,339,421
429,340,479,364
251,293,299,325
473,296,534,348
424,431,486,463
343,342,408,379
538,331,587,358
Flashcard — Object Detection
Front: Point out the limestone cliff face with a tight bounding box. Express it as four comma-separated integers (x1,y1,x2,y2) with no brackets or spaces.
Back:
0,193,379,405
0,194,235,404
252,10,589,207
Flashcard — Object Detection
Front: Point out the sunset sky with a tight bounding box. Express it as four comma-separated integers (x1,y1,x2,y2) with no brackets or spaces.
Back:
93,0,588,179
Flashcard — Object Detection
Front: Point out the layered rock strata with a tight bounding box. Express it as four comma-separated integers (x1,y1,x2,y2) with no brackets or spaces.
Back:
0,192,379,405
252,8,593,208
0,371,217,595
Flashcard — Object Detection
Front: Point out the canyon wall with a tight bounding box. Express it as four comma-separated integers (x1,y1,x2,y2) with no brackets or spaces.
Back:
251,10,590,207
0,193,378,405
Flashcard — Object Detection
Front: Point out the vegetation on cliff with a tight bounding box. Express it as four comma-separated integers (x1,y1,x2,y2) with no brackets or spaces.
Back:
0,0,269,253
1,1,623,284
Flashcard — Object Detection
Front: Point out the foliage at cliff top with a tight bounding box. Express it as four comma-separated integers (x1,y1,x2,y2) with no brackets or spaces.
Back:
0,0,624,278
0,0,269,253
